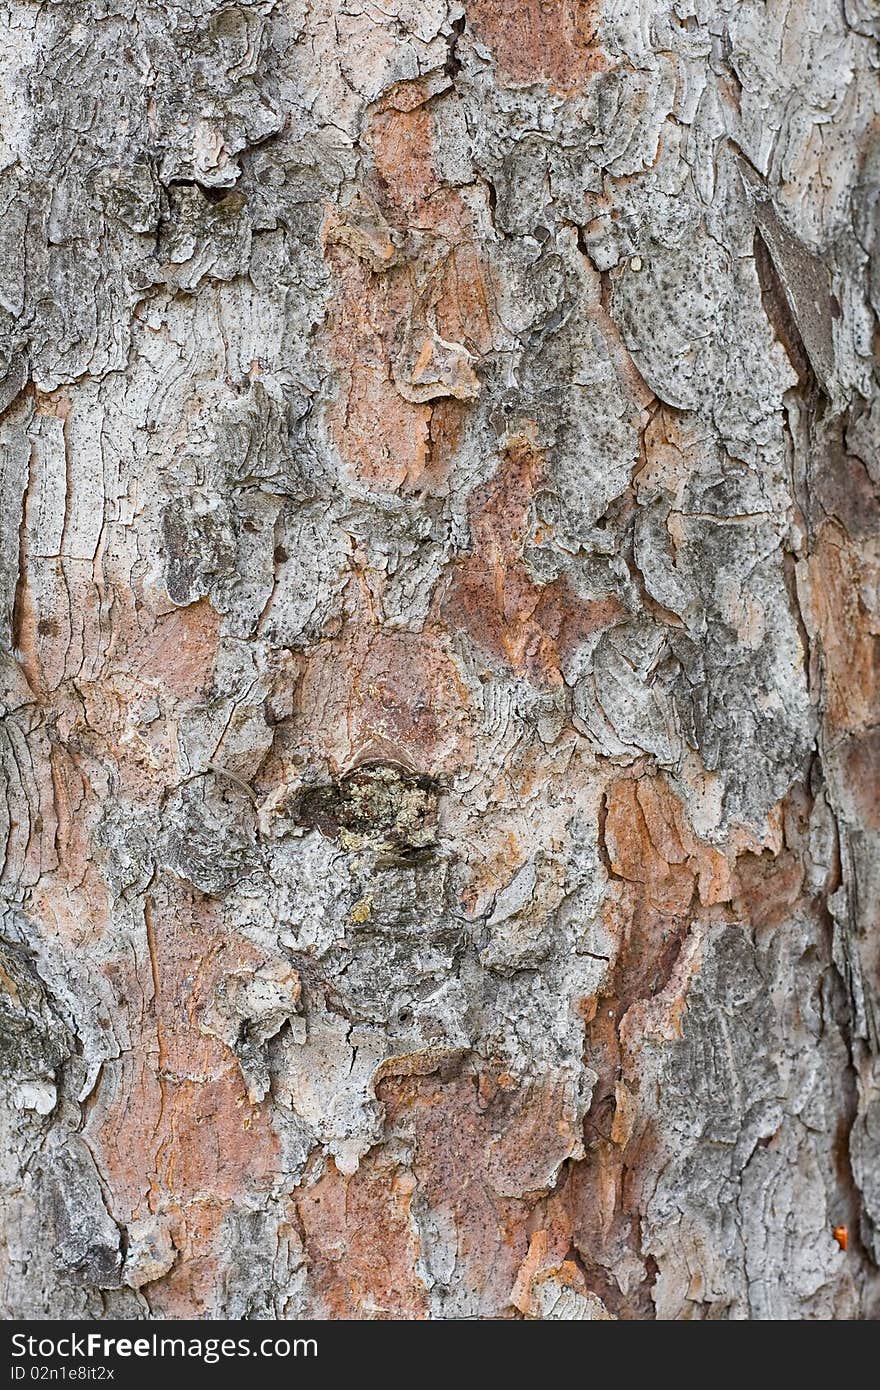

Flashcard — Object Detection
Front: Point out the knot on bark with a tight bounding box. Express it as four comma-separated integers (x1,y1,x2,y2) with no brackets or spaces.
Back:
292,763,440,854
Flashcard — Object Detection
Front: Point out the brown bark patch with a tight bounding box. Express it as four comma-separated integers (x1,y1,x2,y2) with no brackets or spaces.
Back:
123,598,220,700
440,437,625,685
297,1159,427,1319
566,776,809,1314
467,0,605,94
560,776,725,1310
84,887,281,1315
805,523,880,734
321,242,431,490
320,227,490,491
730,848,805,931
603,773,732,918
459,828,526,917
377,1070,581,1315
840,729,880,831
321,95,495,492
369,102,438,219
511,1229,615,1318
295,622,472,774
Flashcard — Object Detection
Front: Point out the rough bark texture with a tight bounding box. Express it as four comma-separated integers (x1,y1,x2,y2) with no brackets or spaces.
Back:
1,0,878,1321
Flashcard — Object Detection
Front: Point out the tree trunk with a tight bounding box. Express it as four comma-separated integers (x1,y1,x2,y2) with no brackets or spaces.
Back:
1,0,878,1321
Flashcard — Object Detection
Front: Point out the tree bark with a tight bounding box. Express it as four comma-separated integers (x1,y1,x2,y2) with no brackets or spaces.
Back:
1,0,878,1320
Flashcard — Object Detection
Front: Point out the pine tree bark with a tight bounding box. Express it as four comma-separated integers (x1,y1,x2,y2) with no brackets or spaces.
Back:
1,0,878,1320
